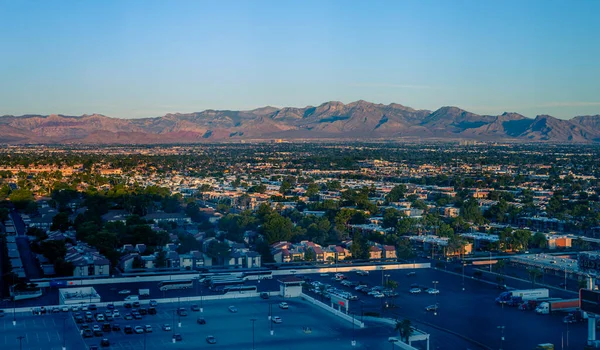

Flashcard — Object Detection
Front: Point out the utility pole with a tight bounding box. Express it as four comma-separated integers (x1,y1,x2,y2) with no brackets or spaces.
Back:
62,316,67,350
351,313,356,346
497,326,505,350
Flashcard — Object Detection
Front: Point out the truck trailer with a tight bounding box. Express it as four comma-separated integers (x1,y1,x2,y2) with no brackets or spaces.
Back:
139,289,150,297
495,288,549,305
535,299,580,315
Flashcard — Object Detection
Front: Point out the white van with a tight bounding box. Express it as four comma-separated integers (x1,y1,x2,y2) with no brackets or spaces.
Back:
124,295,139,301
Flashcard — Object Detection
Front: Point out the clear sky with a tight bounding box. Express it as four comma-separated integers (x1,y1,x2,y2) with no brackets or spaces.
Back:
1,0,599,119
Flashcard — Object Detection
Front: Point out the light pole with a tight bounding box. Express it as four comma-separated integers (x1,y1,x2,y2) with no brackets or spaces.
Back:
497,326,505,350
62,316,67,350
13,296,16,326
433,281,439,316
351,313,356,346
172,310,176,343
389,338,398,349
489,251,492,273
381,267,385,286
200,284,204,313
564,267,567,290
17,335,25,350
250,318,257,350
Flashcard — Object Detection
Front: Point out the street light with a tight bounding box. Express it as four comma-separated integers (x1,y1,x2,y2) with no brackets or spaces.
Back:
200,284,204,313
62,316,67,350
497,326,505,350
351,313,356,346
250,318,257,350
172,310,176,343
462,262,466,291
17,335,25,350
13,296,16,326
433,281,439,316
489,251,492,273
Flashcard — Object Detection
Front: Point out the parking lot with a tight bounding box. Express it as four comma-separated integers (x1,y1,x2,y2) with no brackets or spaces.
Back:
303,267,588,350
0,311,87,350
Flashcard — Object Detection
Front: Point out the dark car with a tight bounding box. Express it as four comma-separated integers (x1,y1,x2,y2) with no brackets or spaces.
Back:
138,308,147,315
124,326,133,334
173,333,183,341
89,346,99,350
124,303,132,309
75,315,84,324
89,304,97,311
94,329,103,337
260,292,269,299
197,317,206,325
102,323,111,332
148,307,157,315
112,323,121,331
191,305,200,311
149,300,158,307
133,313,142,320
206,335,217,344
406,272,416,277
83,329,94,338
100,338,110,347
132,301,140,308
177,308,187,316
106,304,114,310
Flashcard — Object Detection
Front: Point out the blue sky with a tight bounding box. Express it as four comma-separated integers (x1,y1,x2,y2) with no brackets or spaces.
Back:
1,0,599,119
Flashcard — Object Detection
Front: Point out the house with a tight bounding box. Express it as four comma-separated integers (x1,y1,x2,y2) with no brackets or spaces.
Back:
368,246,382,260
140,255,156,269
382,245,397,260
28,207,58,231
65,244,110,277
167,251,180,268
119,253,139,272
143,212,192,225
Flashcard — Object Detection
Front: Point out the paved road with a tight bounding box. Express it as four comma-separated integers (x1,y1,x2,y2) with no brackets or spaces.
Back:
10,209,42,280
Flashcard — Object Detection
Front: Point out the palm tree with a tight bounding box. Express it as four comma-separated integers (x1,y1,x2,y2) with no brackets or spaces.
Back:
394,319,413,343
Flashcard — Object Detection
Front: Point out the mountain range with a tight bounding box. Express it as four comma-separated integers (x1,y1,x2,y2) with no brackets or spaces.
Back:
1,100,599,144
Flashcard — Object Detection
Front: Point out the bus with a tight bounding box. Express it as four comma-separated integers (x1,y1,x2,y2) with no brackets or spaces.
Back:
158,279,194,292
202,273,240,285
223,285,258,294
209,278,245,290
242,270,273,281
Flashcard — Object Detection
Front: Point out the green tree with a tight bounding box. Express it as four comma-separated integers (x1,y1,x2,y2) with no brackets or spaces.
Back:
529,232,548,249
50,212,71,232
386,185,407,202
385,279,399,290
53,258,74,277
512,229,532,251
262,213,294,244
350,232,369,260
8,188,34,210
39,239,67,261
255,238,275,264
155,250,167,268
304,248,315,261
0,207,9,223
279,180,292,196
528,268,543,287
205,240,231,261
306,183,320,199
395,319,413,343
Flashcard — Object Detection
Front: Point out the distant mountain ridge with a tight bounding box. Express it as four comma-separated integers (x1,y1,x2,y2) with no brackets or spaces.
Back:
1,101,599,144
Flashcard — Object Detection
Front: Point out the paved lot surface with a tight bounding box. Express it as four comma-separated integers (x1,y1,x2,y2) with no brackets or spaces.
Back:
304,267,587,350
0,312,87,350
1,294,409,350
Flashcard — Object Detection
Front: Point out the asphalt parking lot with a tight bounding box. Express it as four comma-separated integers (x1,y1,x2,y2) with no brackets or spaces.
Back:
304,267,588,350
2,296,383,350
0,311,87,350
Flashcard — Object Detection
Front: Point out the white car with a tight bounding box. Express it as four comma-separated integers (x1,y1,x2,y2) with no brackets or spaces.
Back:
112,310,120,318
373,292,385,298
118,289,131,295
272,316,282,324
409,288,422,294
134,326,144,334
61,306,70,312
279,302,289,309
427,289,440,295
71,305,79,312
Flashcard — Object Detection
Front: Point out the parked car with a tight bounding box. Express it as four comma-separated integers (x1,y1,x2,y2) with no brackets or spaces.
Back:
206,335,217,344
106,303,114,310
426,288,440,295
138,308,147,315
145,325,152,333
118,290,131,295
279,302,289,309
148,307,157,315
409,288,422,294
191,304,200,311
83,329,94,338
134,326,144,334
132,302,140,308
89,304,97,311
173,333,183,341
112,324,121,331
102,323,111,332
177,308,187,316
112,310,120,318
124,326,133,334
425,304,439,312
260,292,269,299
100,338,110,347
162,324,171,331
197,317,206,324
272,316,282,324
124,313,133,320
124,303,132,309
228,306,238,313
149,300,158,307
